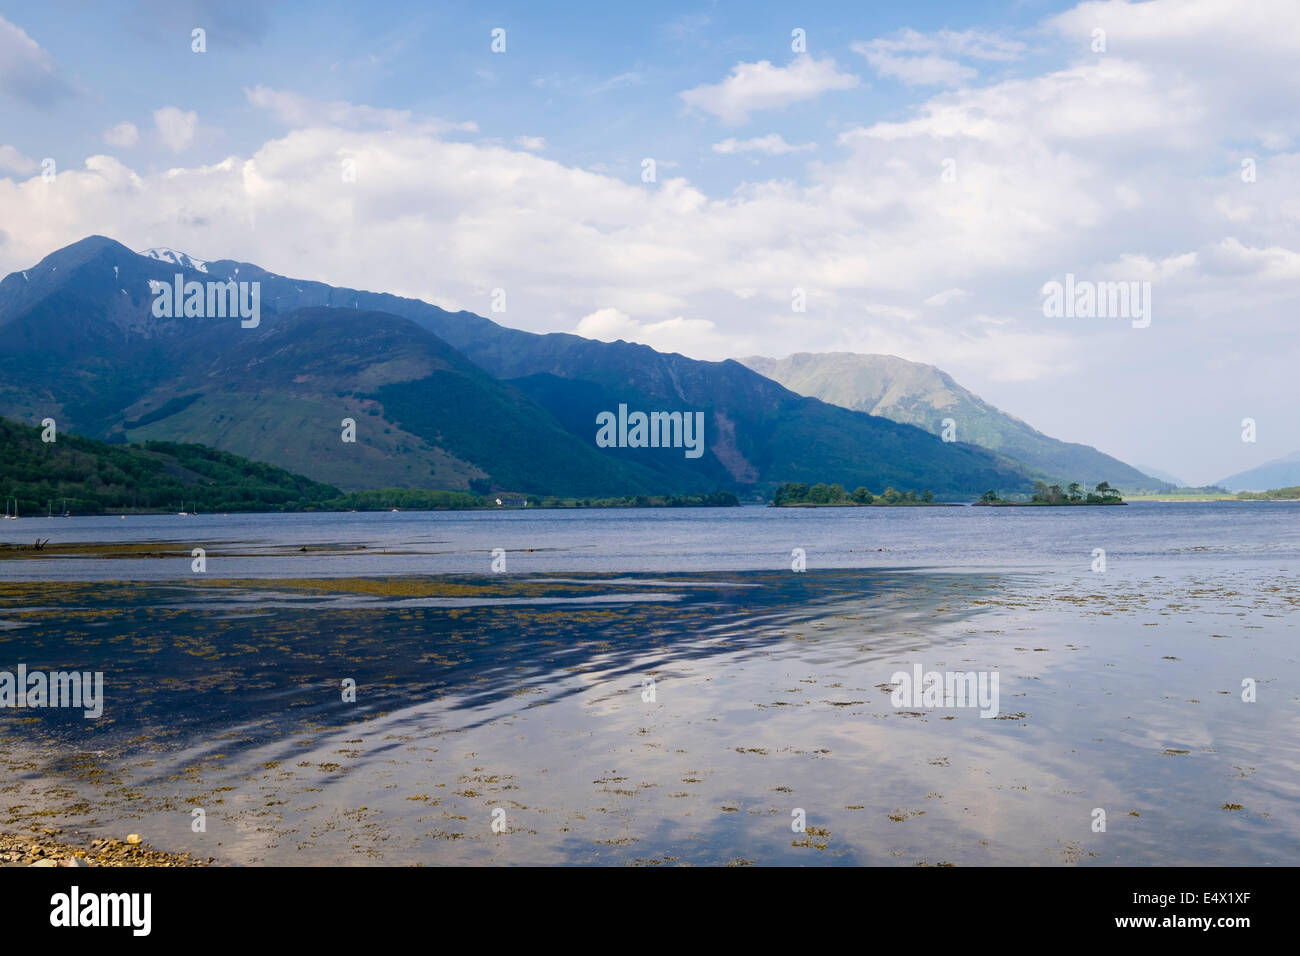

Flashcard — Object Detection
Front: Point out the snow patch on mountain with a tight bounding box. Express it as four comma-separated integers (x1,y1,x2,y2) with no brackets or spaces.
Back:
140,247,209,273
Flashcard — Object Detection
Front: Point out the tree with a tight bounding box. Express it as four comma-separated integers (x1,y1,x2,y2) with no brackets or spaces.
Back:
851,486,873,504
1067,482,1082,502
981,489,999,502
1095,480,1121,501
773,482,808,506
921,489,934,503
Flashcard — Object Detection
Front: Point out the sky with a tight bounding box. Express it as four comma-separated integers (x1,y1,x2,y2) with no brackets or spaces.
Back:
1,0,1297,485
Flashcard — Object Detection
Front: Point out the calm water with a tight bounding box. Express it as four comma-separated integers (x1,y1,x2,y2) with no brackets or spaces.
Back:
1,502,1297,865
2,500,1298,579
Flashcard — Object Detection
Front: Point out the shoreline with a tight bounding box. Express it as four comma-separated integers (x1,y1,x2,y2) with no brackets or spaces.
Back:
0,829,210,868
972,501,1127,507
770,501,960,508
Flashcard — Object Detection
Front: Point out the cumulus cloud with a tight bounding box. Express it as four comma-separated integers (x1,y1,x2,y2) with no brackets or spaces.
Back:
0,144,37,176
680,55,859,124
514,135,546,151
575,309,737,356
153,107,198,153
1202,238,1300,280
1049,0,1300,147
103,122,140,148
3,0,1300,475
712,134,816,155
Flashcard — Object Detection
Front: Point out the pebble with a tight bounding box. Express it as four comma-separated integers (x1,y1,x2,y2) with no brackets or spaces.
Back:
1,831,205,868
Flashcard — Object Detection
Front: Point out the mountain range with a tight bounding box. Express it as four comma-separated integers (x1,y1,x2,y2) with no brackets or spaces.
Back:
0,237,1033,499
739,352,1162,490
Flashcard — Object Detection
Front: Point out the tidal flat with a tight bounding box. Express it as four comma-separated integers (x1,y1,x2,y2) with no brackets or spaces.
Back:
3,543,1297,865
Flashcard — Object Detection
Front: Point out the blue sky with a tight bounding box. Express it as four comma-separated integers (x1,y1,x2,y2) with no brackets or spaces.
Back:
2,0,1299,484
8,0,1076,189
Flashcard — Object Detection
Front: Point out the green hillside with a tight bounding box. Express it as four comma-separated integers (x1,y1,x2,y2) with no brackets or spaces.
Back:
740,352,1162,490
0,417,340,514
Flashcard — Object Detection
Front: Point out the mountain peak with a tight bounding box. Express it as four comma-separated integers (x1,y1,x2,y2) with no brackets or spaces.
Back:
139,248,209,273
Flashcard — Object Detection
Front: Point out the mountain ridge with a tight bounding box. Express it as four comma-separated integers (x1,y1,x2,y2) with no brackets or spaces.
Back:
0,237,1036,499
739,351,1162,490
1216,450,1300,491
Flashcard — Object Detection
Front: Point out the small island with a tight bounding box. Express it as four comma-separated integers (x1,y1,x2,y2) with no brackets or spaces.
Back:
1236,485,1300,500
975,481,1126,506
770,482,945,507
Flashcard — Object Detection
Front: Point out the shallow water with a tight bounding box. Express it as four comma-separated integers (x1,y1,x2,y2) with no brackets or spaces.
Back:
1,502,1298,865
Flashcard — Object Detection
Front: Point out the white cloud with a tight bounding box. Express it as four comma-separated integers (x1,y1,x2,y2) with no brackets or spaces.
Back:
924,288,971,307
1202,238,1300,280
680,55,859,124
0,144,37,176
853,28,1025,87
860,54,975,88
836,320,1079,384
0,15,72,106
574,307,638,340
712,134,816,155
857,28,1026,62
865,303,921,322
592,72,642,93
103,122,140,148
153,107,198,153
514,135,546,151
1049,0,1300,147
245,85,477,134
5,0,1300,479
575,308,735,356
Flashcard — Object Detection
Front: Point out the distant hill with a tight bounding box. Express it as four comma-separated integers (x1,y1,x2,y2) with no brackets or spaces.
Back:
1217,450,1300,491
0,416,340,513
1134,464,1187,487
739,352,1162,490
0,237,1037,499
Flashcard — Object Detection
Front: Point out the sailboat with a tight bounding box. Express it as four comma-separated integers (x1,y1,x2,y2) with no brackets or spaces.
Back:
3,497,17,520
62,499,70,518
178,500,190,516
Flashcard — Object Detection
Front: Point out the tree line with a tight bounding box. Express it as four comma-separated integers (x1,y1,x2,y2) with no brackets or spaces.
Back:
772,482,935,506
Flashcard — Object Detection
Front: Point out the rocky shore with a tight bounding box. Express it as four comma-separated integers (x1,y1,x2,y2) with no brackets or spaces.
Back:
0,828,211,867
